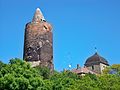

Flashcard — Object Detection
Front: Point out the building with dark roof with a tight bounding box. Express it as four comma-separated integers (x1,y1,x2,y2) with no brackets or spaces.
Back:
84,52,109,74
71,51,109,75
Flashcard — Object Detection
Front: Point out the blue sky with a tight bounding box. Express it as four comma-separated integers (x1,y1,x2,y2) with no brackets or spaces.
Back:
0,0,120,71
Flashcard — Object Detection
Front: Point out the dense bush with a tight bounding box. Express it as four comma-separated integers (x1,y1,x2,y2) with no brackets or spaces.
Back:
0,58,120,90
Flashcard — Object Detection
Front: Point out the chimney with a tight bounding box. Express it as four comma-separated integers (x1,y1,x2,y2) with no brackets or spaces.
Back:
77,64,80,69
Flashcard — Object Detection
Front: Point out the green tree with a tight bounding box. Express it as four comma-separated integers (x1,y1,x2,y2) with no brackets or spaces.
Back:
0,58,48,90
98,74,120,90
35,66,51,79
1,58,120,90
103,64,120,75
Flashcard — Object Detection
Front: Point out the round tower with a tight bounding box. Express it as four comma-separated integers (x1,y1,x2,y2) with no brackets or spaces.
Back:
23,8,54,72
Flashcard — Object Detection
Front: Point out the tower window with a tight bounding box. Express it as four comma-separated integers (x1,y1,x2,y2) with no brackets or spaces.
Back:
44,26,47,30
92,65,94,70
43,20,46,22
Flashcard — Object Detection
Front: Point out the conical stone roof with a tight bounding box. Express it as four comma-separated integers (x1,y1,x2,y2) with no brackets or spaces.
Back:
32,8,45,22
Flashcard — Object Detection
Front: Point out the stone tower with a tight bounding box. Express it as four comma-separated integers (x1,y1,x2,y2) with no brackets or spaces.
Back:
23,8,54,72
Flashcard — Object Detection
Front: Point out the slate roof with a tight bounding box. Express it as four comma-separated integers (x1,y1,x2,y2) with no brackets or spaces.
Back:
84,52,109,67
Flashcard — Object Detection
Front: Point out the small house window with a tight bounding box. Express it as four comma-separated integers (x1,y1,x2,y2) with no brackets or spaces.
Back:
92,65,94,70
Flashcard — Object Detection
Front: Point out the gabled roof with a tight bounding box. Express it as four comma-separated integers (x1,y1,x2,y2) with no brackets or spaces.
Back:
71,67,97,74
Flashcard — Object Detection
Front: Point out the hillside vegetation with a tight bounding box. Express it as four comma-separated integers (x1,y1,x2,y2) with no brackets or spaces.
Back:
0,58,120,90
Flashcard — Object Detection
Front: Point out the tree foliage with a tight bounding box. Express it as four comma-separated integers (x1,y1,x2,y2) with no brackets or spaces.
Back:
0,59,120,90
103,64,120,75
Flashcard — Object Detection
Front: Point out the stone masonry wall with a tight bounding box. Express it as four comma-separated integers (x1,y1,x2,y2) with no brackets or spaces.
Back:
23,21,54,72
